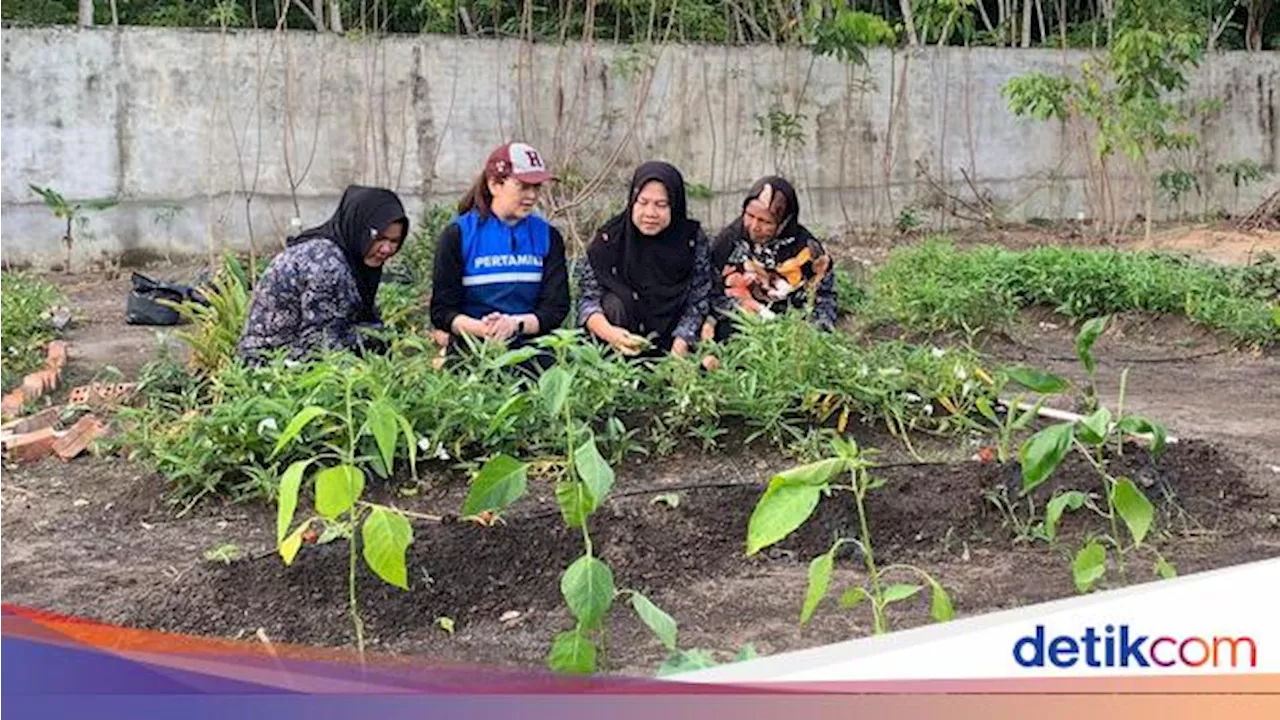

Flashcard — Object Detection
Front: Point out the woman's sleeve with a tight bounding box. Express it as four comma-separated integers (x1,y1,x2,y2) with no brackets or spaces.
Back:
575,252,605,327
812,267,838,331
533,227,570,332
296,248,363,353
708,225,737,319
429,222,466,332
673,229,712,344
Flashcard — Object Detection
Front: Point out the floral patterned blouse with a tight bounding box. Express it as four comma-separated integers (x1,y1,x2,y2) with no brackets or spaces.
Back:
237,239,377,361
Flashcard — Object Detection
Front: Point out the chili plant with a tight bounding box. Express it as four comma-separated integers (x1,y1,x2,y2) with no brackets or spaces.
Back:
271,370,424,659
1018,318,1175,593
746,438,954,634
461,333,680,674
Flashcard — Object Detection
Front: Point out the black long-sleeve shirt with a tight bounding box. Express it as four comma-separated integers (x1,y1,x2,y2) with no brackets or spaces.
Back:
429,221,570,335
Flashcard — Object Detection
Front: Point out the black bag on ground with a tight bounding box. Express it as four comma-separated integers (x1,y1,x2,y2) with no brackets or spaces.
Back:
126,273,197,326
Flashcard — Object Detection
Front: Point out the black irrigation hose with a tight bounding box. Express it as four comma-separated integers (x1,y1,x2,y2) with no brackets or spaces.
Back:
507,459,968,523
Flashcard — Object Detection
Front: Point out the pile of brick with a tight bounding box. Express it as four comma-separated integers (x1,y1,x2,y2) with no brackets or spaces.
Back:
1,341,118,463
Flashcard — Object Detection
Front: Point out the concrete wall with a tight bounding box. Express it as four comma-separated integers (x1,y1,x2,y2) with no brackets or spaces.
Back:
2,26,1278,266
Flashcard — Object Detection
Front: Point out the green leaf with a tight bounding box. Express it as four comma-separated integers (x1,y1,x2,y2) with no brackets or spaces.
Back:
1072,540,1107,593
279,520,309,565
1154,556,1178,580
658,648,718,676
928,580,955,622
800,548,836,626
839,586,869,609
494,346,540,368
773,457,848,487
1005,366,1069,394
651,493,680,508
560,555,616,629
1115,415,1168,455
1043,490,1087,542
1075,316,1109,375
975,396,999,424
314,465,365,519
547,628,597,675
367,401,398,475
462,454,529,516
396,413,418,469
270,406,328,459
436,616,455,634
1019,422,1074,494
361,507,413,590
881,583,923,604
276,459,312,544
555,481,592,528
574,435,615,507
745,482,823,555
630,592,678,651
1077,408,1113,446
733,644,758,662
1112,477,1154,546
539,367,572,417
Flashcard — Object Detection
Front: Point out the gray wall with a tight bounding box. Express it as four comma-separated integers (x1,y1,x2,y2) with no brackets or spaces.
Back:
2,26,1278,266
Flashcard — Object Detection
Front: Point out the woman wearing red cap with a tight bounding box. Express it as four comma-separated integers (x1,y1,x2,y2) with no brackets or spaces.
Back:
429,142,570,356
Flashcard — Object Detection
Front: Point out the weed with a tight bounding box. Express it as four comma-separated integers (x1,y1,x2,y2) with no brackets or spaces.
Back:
1,272,65,391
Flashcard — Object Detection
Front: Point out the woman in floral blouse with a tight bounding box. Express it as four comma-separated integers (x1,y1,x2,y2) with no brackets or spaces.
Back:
237,185,409,362
704,175,837,342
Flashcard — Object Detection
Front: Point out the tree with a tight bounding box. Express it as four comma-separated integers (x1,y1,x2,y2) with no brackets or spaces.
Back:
78,0,93,26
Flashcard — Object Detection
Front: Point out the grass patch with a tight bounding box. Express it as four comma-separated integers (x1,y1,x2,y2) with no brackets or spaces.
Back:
1,272,65,391
867,239,1279,345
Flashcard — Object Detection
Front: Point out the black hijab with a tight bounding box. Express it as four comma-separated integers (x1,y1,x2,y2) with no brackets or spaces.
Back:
288,185,408,323
588,161,701,342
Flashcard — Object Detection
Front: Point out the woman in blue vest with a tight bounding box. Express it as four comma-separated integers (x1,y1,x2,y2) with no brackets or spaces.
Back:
429,142,570,356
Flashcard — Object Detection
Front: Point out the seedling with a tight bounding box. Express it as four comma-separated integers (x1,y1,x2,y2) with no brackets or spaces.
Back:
271,371,427,660
746,438,954,635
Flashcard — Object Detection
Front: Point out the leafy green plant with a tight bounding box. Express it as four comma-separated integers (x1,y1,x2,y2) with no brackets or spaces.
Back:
746,438,955,634
28,185,118,273
1017,320,1174,593
1216,159,1265,215
163,252,252,375
272,368,424,659
1,272,65,392
461,333,680,674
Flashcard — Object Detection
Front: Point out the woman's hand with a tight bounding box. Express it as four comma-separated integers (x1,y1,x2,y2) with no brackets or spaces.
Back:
601,325,647,356
700,319,716,342
671,337,690,358
482,313,520,341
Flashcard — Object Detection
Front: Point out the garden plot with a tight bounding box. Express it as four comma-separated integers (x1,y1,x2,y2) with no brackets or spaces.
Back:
1,230,1278,677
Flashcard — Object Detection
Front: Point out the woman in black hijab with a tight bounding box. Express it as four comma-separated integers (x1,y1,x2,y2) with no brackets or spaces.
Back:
238,186,410,361
576,162,711,358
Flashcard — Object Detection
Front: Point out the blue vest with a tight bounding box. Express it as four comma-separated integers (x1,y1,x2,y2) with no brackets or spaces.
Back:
457,209,550,319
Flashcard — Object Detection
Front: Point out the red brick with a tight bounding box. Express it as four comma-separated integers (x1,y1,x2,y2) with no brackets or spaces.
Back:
46,341,68,370
53,414,109,461
1,390,26,418
3,406,62,435
6,426,58,463
22,373,45,401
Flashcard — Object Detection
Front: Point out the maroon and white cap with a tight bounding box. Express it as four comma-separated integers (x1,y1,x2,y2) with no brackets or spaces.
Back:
486,142,555,184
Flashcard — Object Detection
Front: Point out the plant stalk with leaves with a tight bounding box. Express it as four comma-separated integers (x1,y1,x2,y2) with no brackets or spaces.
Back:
272,371,423,659
746,437,954,634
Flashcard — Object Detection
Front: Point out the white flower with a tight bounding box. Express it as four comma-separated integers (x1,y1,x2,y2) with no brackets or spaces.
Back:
954,365,968,381
904,392,922,403
256,417,279,436
418,437,433,451
931,347,946,359
436,445,451,461
924,403,934,415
